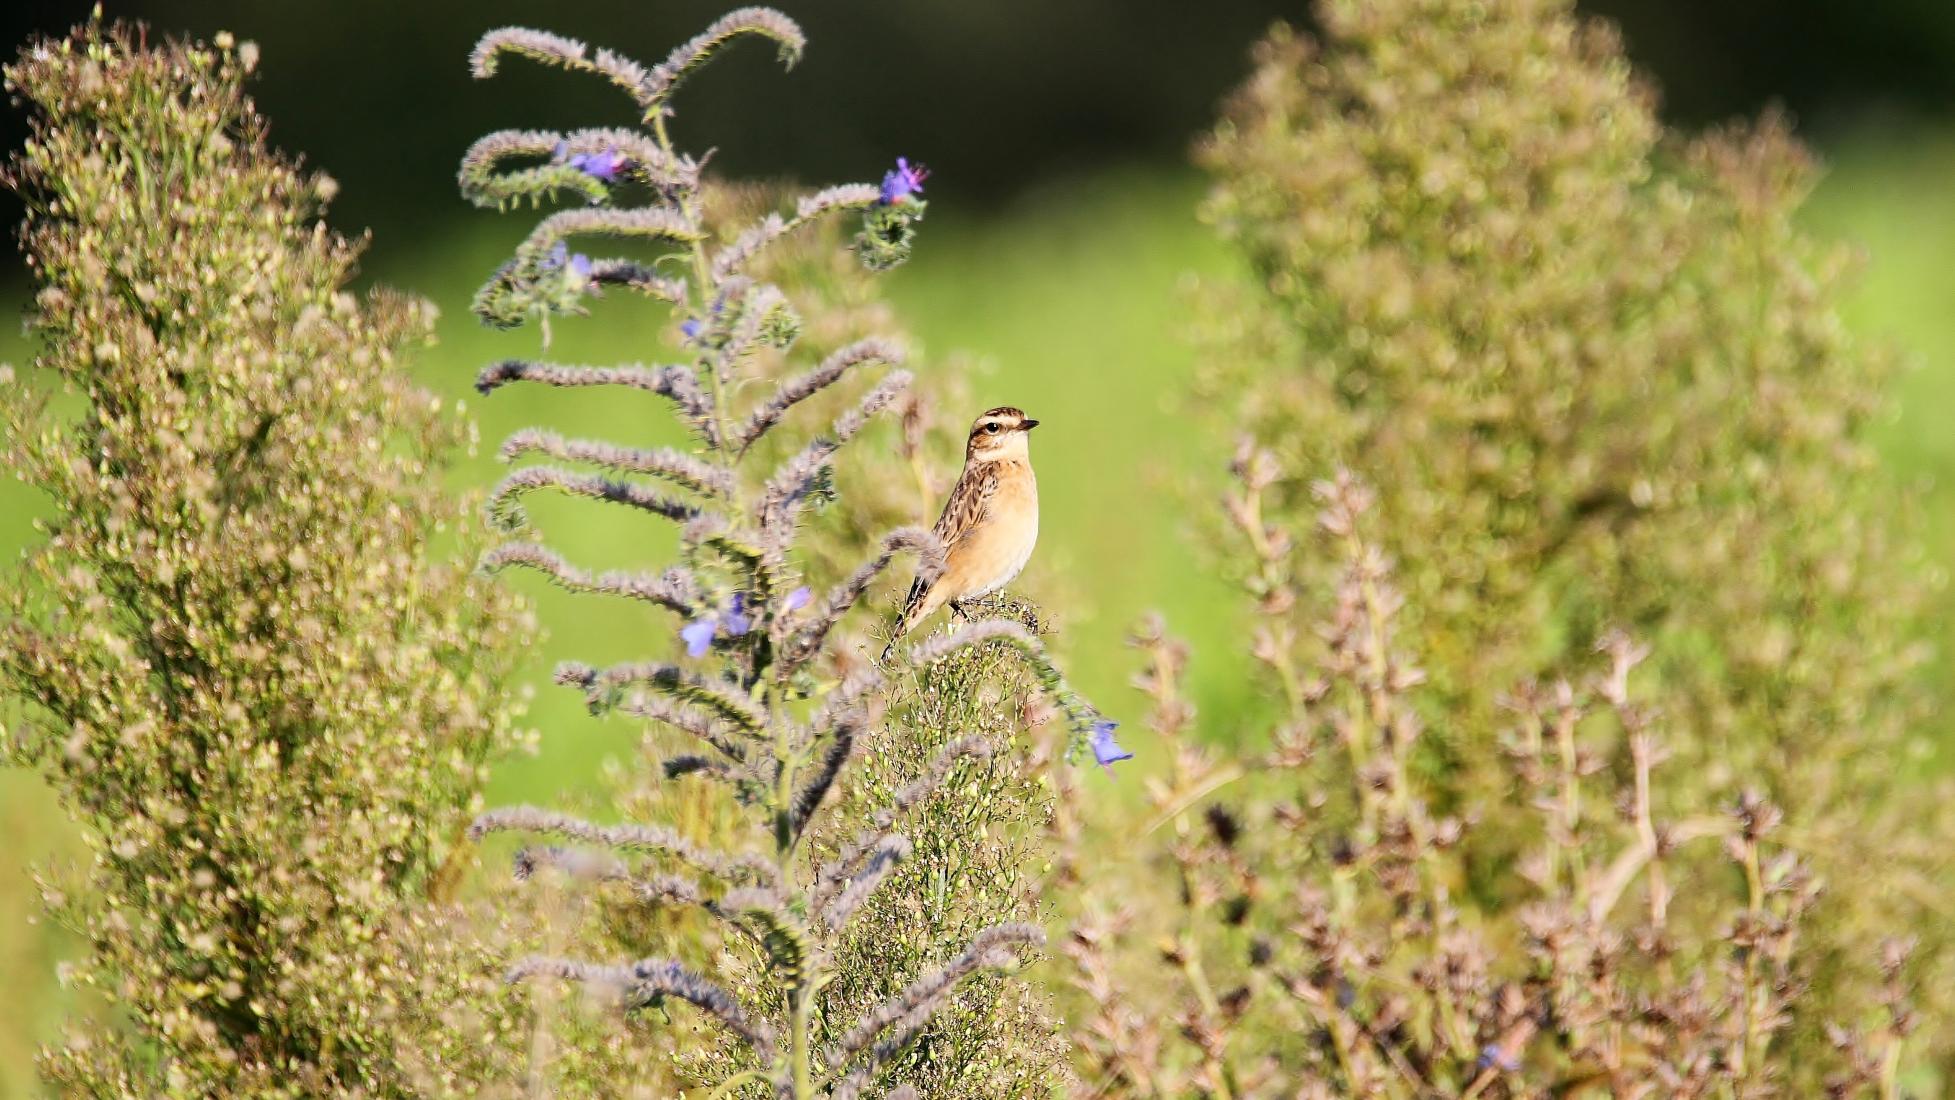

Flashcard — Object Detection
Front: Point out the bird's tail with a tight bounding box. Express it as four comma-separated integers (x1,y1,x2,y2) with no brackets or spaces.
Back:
880,576,935,663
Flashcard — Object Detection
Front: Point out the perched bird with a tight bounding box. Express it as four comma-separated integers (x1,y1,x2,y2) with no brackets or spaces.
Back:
883,406,1040,659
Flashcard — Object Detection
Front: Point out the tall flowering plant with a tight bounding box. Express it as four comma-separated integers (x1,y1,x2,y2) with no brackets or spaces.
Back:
454,10,1105,1097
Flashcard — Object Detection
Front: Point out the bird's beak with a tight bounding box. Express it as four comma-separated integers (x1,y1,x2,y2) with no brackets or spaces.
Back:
1020,419,1040,431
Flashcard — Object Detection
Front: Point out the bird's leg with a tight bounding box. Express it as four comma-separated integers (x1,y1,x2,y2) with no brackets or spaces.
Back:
949,600,969,622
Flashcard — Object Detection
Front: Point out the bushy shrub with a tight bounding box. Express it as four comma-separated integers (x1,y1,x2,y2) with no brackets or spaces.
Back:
451,11,1099,1097
1194,0,1949,1066
815,607,1076,1100
0,21,527,1096
1060,460,1918,1097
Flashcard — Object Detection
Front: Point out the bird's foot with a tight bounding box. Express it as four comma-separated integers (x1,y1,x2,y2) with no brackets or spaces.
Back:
981,592,1039,632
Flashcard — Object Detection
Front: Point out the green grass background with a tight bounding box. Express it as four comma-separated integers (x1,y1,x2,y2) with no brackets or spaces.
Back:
1,139,1951,1094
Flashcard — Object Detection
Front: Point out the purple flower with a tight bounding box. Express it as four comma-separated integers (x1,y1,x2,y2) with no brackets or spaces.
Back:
1089,718,1133,774
541,242,592,284
680,318,703,341
721,592,753,637
783,586,813,613
1476,1044,1521,1073
568,148,627,182
681,594,756,657
879,157,929,205
552,141,628,183
680,618,717,658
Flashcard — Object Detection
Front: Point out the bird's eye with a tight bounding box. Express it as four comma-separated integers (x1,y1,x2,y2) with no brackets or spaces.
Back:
983,423,1001,434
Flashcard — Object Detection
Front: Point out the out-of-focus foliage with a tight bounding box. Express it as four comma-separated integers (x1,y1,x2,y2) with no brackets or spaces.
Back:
1061,466,1919,1098
1195,0,1949,1070
8,0,1955,257
0,21,530,1097
448,12,1095,1097
0,774,77,1099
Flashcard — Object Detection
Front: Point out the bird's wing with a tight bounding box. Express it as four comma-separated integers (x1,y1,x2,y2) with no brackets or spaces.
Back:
932,463,1000,548
903,463,999,608
901,572,930,611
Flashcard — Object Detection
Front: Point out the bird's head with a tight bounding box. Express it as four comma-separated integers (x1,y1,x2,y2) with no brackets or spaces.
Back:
966,406,1039,460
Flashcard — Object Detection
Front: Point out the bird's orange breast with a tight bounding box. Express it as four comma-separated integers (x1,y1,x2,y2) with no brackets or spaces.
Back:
944,460,1038,599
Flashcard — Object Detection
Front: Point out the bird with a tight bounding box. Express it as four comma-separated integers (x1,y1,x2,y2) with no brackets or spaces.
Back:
882,406,1040,660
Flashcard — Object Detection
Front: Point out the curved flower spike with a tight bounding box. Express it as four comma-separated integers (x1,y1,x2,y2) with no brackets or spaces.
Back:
642,7,806,111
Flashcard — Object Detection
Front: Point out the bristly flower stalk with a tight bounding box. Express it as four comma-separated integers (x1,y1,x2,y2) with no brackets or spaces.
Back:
457,10,1103,1096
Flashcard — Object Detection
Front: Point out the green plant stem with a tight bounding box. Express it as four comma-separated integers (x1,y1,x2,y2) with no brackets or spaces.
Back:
1554,709,1587,902
1173,942,1235,1100
1242,488,1306,716
1880,1032,1903,1100
653,110,736,465
706,1069,769,1100
791,982,816,1100
1738,841,1766,1085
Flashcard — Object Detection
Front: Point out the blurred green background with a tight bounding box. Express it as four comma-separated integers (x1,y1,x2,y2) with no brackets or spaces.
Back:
2,1,1954,1094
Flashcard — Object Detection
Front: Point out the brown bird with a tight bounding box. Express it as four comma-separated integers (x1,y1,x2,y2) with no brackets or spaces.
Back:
883,406,1040,659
